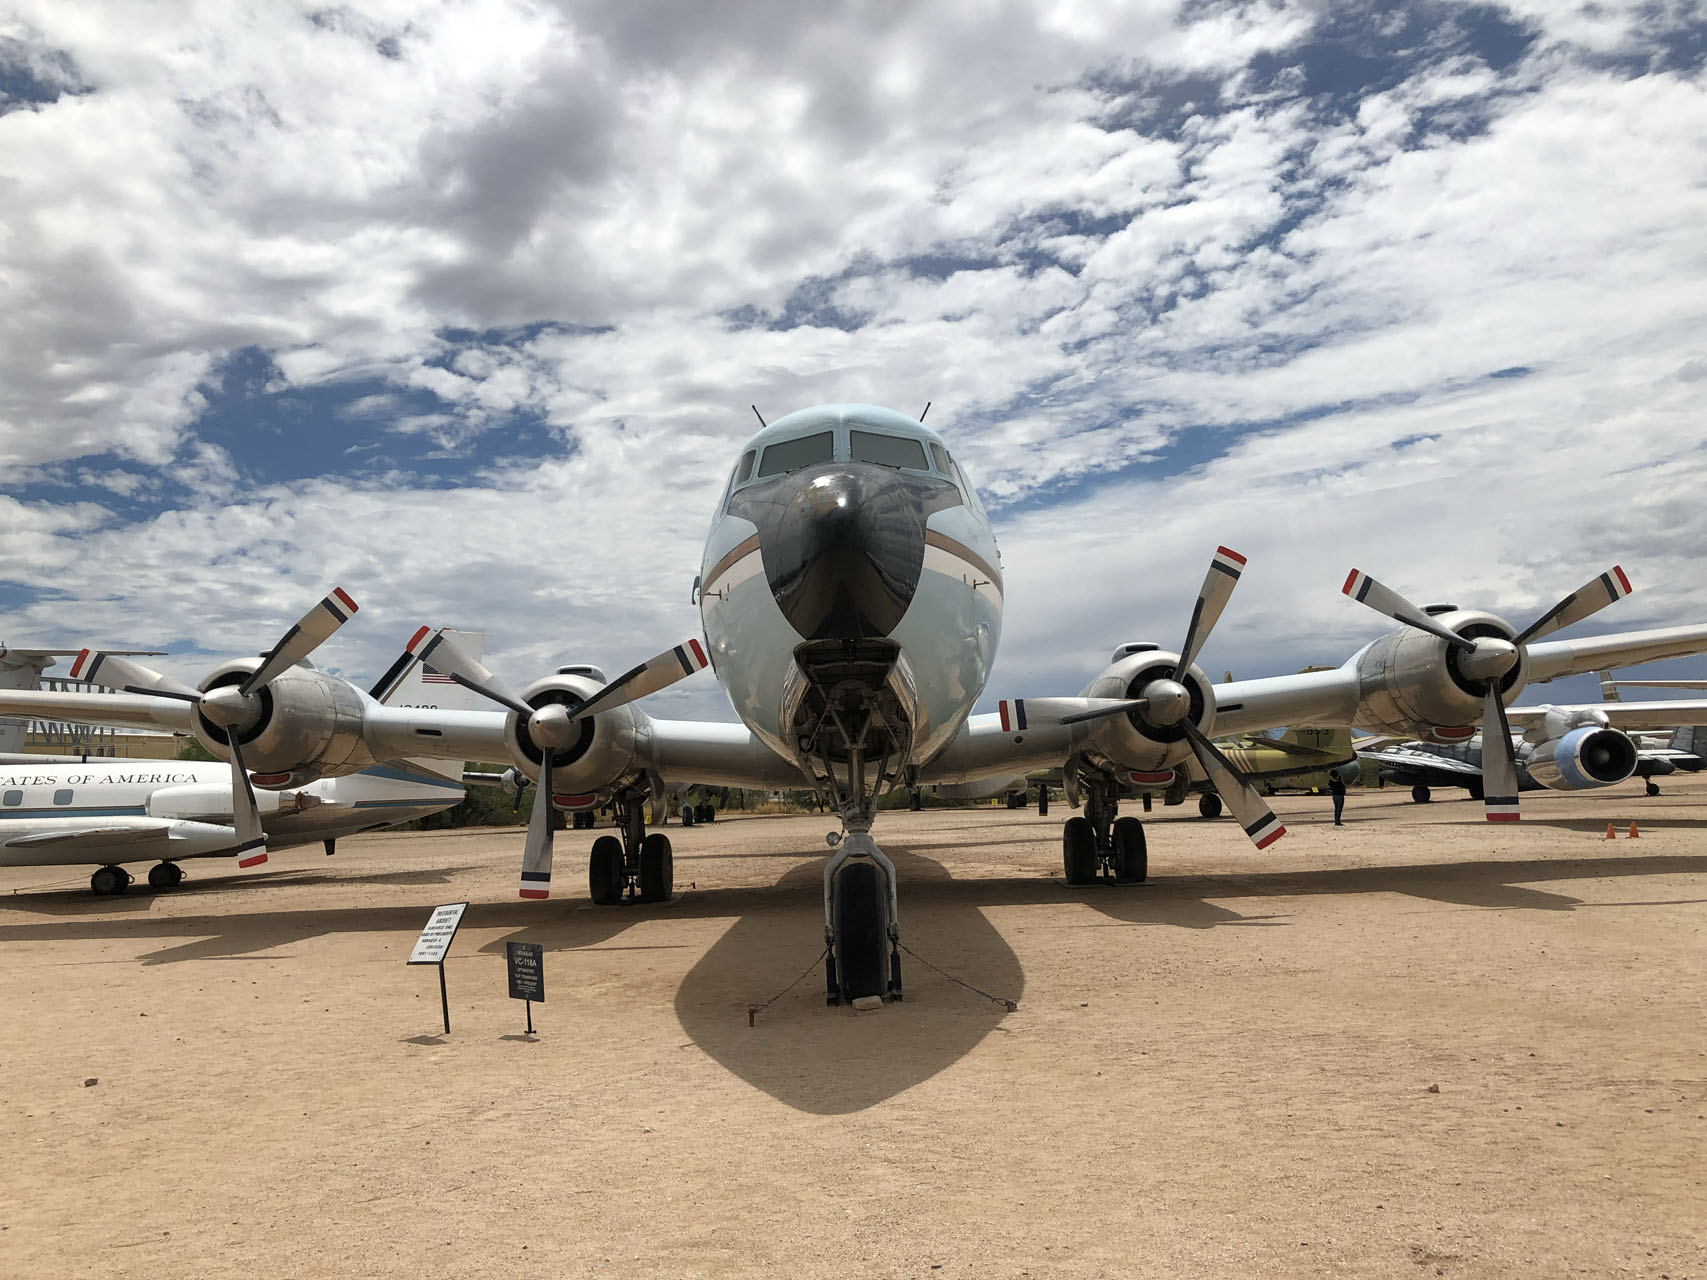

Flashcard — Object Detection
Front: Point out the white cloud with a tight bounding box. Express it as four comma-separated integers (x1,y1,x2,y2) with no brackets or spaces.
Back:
2,0,1706,725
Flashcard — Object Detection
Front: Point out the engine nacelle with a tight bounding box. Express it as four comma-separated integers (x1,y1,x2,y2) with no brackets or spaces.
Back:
191,660,375,785
502,674,642,798
1523,727,1638,791
1076,649,1216,775
1351,608,1528,737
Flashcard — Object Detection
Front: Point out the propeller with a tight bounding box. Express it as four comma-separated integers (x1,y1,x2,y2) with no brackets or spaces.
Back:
1341,565,1632,822
401,626,711,899
1132,546,1287,851
69,587,360,866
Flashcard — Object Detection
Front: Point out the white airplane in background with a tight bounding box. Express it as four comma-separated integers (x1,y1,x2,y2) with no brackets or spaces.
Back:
0,626,481,894
10,404,1707,1006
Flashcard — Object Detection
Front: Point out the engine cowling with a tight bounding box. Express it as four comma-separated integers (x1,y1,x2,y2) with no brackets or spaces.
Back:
1523,727,1638,791
501,673,642,798
1351,607,1529,737
1076,647,1217,775
190,660,374,785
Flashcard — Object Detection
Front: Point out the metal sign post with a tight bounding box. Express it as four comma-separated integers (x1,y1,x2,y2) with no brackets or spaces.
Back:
505,940,544,1035
407,902,469,1035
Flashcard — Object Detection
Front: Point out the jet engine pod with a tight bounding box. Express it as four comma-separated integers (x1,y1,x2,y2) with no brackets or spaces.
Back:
1352,608,1529,737
1077,649,1215,774
189,659,375,783
502,673,642,795
1524,727,1638,791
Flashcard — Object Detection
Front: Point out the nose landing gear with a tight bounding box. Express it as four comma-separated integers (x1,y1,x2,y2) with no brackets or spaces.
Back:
824,830,903,1005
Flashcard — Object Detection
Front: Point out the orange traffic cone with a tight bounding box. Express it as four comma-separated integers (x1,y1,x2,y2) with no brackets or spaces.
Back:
1605,822,1617,840
1628,820,1640,839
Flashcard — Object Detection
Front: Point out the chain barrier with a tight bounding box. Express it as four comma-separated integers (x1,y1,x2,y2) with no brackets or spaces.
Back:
747,945,828,1025
898,941,1018,1012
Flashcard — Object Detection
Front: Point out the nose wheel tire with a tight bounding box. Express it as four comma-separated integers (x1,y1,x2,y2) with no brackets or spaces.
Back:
1062,817,1097,886
90,865,131,896
589,835,626,905
638,832,673,902
1111,817,1148,883
1646,781,1660,797
147,862,184,891
1411,785,1432,803
831,860,889,1003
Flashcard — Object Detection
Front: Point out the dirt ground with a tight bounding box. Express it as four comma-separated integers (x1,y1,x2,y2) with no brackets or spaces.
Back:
2,777,1705,1279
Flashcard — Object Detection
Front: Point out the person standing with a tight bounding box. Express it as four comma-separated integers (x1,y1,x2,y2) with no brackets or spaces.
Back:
1329,769,1346,825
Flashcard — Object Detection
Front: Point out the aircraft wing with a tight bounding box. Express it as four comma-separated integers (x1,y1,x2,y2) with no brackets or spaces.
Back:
1506,700,1707,732
3,823,173,851
1524,625,1707,683
0,689,195,733
1355,745,1484,781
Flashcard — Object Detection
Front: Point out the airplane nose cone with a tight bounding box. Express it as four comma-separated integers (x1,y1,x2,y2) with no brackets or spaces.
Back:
765,466,926,640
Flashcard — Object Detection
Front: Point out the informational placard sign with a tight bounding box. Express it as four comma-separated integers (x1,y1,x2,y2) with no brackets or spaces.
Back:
407,902,468,966
506,941,545,1002
407,902,468,1035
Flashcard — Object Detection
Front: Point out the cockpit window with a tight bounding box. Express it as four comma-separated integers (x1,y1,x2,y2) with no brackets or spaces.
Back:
756,431,833,478
850,430,928,471
929,443,951,473
736,450,756,484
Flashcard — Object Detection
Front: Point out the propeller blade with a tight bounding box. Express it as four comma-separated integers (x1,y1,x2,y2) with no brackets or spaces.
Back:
1178,547,1246,675
519,749,556,899
1180,721,1286,850
70,650,200,700
1056,698,1149,726
568,639,711,723
1342,570,1475,652
1479,684,1521,823
1513,566,1633,646
240,588,360,695
224,727,268,867
404,626,534,718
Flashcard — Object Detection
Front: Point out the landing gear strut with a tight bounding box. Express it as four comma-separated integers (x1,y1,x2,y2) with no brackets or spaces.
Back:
1062,773,1147,886
588,784,672,905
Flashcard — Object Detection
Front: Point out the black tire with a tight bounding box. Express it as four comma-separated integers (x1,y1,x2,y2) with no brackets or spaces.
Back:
1646,781,1660,797
91,865,127,896
147,862,181,891
1197,792,1223,820
1005,793,1021,809
1412,785,1431,804
909,789,922,811
680,805,695,828
639,832,673,902
1062,817,1097,886
833,860,887,1002
702,805,716,823
1466,780,1484,802
1037,787,1049,817
1112,817,1147,884
588,835,625,905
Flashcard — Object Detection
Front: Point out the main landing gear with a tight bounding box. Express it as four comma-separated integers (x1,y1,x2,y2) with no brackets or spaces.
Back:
1412,784,1432,804
1061,773,1147,887
588,784,672,906
91,861,188,895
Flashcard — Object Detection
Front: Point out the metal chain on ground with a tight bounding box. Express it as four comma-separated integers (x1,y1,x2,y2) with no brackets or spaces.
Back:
898,941,1018,1012
747,945,828,1024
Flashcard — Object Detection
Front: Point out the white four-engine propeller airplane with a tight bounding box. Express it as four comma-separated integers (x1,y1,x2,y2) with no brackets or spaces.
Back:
9,404,1707,1006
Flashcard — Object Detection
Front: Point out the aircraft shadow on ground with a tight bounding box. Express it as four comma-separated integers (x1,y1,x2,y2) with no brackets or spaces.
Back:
6,847,1707,1112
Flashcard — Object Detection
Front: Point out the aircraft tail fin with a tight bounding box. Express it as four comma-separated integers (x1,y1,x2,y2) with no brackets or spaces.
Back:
1597,670,1621,702
372,629,486,781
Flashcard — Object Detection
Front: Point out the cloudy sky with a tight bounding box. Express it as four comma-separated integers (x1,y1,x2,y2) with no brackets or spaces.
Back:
3,0,1705,724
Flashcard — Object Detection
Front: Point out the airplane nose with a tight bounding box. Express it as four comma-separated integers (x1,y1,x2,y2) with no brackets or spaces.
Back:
765,466,926,640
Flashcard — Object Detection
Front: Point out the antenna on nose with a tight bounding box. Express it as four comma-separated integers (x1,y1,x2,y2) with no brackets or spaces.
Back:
918,401,931,423
751,405,767,428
